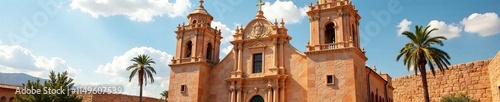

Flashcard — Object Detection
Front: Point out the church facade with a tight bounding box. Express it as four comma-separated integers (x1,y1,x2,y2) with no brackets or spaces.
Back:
167,0,393,102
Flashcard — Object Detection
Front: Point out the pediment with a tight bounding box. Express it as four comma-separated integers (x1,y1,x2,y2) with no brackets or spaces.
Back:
243,20,273,39
248,41,267,48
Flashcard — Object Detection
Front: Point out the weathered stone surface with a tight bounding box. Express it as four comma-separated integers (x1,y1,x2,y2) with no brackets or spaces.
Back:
488,51,500,102
393,58,498,102
79,94,160,102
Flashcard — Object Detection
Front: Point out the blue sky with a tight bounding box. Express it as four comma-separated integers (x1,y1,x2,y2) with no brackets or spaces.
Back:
1,0,499,98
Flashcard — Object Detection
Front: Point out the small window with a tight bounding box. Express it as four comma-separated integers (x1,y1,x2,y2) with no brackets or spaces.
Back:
326,75,334,85
206,43,212,61
181,85,186,92
252,53,263,73
185,41,193,58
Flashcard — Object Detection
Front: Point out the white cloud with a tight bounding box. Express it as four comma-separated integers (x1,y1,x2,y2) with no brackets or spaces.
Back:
461,12,500,37
0,44,78,78
221,45,234,55
262,0,309,24
427,20,462,39
397,19,412,35
95,46,172,98
211,21,236,44
70,0,192,22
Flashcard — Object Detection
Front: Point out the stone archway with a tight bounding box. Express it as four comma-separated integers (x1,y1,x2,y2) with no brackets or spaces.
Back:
249,95,264,102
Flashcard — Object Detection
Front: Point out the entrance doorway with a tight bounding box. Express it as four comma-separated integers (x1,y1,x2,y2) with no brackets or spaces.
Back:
249,95,264,102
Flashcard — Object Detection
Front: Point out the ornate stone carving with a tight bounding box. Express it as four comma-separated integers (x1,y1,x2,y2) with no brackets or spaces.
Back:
248,41,266,48
247,21,270,39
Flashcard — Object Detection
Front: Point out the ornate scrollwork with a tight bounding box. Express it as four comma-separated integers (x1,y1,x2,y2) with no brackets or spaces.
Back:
247,22,270,39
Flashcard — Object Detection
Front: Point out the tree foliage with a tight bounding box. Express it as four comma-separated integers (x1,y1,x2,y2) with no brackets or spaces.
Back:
126,54,157,102
396,25,451,102
441,93,477,102
158,90,168,102
14,71,82,102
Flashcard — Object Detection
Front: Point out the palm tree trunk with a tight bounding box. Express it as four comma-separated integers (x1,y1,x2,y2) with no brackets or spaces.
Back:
419,63,430,102
140,70,144,102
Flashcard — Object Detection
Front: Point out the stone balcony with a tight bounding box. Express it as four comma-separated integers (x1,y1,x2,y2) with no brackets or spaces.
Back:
306,41,354,52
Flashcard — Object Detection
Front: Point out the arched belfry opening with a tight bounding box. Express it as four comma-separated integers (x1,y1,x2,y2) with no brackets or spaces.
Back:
325,23,335,44
249,95,264,102
206,43,212,61
185,41,193,58
192,20,197,24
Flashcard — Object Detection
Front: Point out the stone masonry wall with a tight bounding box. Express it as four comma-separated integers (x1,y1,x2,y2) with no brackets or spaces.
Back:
79,94,160,102
393,59,492,102
488,51,500,102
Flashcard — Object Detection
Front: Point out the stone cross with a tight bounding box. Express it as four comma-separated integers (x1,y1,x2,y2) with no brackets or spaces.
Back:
256,0,265,10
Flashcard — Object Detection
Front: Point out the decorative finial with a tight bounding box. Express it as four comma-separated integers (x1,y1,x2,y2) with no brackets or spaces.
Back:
199,0,204,7
256,0,265,11
373,65,377,72
280,18,285,28
274,18,278,26
362,47,365,53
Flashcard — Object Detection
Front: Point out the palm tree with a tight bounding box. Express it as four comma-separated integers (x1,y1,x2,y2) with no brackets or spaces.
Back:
126,54,157,102
160,90,168,102
396,25,451,102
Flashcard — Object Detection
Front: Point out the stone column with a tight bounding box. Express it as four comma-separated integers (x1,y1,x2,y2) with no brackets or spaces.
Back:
228,90,232,102
280,80,285,102
267,87,272,102
237,44,242,72
236,88,241,102
273,39,278,68
273,86,278,102
230,83,235,102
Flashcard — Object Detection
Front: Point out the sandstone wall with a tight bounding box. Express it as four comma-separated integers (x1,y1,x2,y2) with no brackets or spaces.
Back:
488,51,500,102
393,59,492,102
79,94,160,102
306,48,366,102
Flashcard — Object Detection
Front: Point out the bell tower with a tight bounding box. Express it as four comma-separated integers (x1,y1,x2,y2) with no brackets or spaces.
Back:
171,0,222,64
168,0,222,101
306,0,361,51
304,0,369,101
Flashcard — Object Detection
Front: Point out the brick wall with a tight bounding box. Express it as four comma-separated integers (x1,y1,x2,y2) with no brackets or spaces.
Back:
488,51,500,102
392,59,492,102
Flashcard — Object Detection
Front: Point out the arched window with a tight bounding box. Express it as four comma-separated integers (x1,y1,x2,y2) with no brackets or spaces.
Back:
324,23,335,43
0,96,6,102
371,92,374,102
206,43,212,60
8,97,13,102
250,95,264,102
185,41,193,58
192,20,197,24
